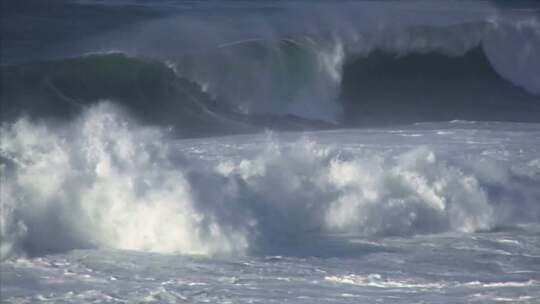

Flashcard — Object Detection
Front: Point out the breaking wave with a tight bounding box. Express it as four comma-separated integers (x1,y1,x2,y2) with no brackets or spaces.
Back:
65,1,540,123
2,104,539,259
2,45,539,135
3,0,540,129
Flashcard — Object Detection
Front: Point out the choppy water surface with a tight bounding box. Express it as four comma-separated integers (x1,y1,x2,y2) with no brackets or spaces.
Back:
2,120,540,303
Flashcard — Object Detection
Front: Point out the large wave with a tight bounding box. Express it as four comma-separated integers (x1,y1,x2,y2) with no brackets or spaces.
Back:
0,53,335,136
71,1,540,122
2,104,539,259
341,46,540,126
0,53,252,136
3,1,540,128
2,46,539,135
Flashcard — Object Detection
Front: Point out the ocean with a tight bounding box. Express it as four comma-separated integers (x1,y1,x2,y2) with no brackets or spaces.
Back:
1,1,540,303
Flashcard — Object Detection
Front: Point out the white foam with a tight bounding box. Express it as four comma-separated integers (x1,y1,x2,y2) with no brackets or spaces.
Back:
464,280,538,288
0,103,247,259
2,103,539,259
325,274,446,289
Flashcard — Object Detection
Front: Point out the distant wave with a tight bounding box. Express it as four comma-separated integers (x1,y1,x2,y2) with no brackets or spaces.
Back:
2,104,540,259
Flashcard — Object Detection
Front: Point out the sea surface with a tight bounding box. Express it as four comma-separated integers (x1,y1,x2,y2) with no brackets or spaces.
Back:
2,1,540,303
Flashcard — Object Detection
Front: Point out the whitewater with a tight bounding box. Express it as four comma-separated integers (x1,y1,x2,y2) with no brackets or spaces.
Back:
2,0,540,303
2,104,540,302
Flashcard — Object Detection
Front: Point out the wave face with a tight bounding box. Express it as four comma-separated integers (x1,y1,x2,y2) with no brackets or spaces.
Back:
2,104,540,259
2,1,540,127
341,47,540,126
1,53,338,135
0,53,257,136
3,47,539,133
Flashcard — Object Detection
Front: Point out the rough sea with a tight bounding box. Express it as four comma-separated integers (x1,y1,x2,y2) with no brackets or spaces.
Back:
2,1,540,303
